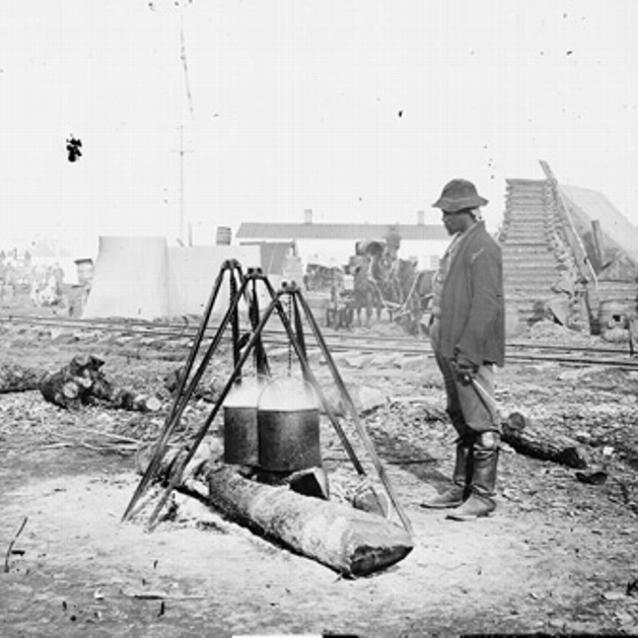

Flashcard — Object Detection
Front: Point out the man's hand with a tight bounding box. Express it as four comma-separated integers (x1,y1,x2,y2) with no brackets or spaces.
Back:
453,355,478,385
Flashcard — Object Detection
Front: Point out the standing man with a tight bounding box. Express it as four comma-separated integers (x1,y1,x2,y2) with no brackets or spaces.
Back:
422,179,505,520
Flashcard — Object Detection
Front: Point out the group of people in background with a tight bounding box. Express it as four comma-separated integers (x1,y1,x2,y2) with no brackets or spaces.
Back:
0,249,66,307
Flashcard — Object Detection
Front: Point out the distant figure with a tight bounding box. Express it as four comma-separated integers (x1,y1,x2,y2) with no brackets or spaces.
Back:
421,179,505,521
51,262,65,297
351,254,375,327
66,136,83,162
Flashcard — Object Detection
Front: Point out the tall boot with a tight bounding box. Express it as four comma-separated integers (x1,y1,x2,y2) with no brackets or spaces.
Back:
447,431,499,521
421,436,473,509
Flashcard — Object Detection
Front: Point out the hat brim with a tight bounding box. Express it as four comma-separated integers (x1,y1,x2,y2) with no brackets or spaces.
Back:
432,195,488,212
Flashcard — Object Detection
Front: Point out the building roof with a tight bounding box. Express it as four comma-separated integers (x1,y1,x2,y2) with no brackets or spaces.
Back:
236,222,447,241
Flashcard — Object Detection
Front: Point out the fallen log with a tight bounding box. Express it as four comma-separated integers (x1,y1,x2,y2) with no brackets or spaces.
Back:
206,465,412,577
0,363,43,393
91,378,162,412
502,412,588,469
139,445,413,578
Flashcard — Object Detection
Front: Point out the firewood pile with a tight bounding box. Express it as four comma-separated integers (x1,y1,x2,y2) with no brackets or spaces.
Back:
39,354,162,412
0,354,162,413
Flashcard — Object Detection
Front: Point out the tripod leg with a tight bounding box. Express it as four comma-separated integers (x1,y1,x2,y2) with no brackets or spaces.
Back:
291,294,309,382
145,275,280,529
274,286,399,519
122,260,230,521
230,269,241,375
248,275,270,376
295,287,413,536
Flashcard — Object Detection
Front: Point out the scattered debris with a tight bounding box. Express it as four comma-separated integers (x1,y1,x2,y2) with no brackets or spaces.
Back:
528,320,598,346
0,362,42,393
123,590,205,600
575,470,608,485
603,589,626,601
42,423,143,455
4,516,28,573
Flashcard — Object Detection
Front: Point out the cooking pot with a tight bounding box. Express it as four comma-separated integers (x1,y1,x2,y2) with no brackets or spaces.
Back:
222,378,265,465
257,378,321,472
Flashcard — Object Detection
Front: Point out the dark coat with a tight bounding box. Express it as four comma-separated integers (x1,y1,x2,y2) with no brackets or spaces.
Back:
437,221,505,367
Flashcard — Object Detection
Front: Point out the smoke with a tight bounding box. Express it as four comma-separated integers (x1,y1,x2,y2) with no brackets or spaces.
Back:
257,377,319,412
223,377,267,408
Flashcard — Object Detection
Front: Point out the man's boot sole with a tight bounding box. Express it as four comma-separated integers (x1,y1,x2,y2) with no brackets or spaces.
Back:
445,510,494,521
445,499,496,521
420,500,464,510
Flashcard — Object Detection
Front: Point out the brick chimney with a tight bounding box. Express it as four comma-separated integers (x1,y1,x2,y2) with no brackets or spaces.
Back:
417,210,425,225
303,209,313,224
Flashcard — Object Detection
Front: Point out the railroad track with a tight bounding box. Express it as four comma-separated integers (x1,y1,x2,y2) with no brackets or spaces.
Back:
2,314,637,370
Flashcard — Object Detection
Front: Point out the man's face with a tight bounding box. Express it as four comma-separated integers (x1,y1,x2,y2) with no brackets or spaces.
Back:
441,210,467,235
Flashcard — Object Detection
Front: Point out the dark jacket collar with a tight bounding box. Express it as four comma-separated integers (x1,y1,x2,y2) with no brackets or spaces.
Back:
461,220,484,238
449,220,485,268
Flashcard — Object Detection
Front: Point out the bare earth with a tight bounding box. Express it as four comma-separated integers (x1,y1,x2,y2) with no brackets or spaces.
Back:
1,318,638,637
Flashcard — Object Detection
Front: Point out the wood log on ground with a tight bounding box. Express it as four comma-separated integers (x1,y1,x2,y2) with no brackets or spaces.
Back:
0,363,44,393
140,446,413,578
39,354,161,412
113,389,161,412
91,377,162,412
205,465,412,577
502,412,588,469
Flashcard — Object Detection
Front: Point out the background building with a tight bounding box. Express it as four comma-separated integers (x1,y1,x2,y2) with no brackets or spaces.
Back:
236,210,449,272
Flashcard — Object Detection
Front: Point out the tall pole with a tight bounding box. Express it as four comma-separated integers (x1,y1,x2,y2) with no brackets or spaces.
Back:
172,125,192,245
175,4,194,246
179,124,185,244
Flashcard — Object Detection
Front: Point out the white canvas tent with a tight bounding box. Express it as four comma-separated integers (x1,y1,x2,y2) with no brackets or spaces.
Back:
83,237,171,319
167,244,262,317
83,236,262,320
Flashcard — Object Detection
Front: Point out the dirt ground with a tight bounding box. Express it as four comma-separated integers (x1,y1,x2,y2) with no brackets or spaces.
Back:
1,317,638,637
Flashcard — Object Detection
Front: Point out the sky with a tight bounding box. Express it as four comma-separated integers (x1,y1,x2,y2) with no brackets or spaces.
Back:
1,0,637,258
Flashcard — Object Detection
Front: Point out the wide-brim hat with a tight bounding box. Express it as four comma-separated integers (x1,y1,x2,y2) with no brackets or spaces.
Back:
432,178,488,212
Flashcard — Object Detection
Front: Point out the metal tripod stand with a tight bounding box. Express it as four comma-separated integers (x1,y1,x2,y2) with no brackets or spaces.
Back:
123,265,413,536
